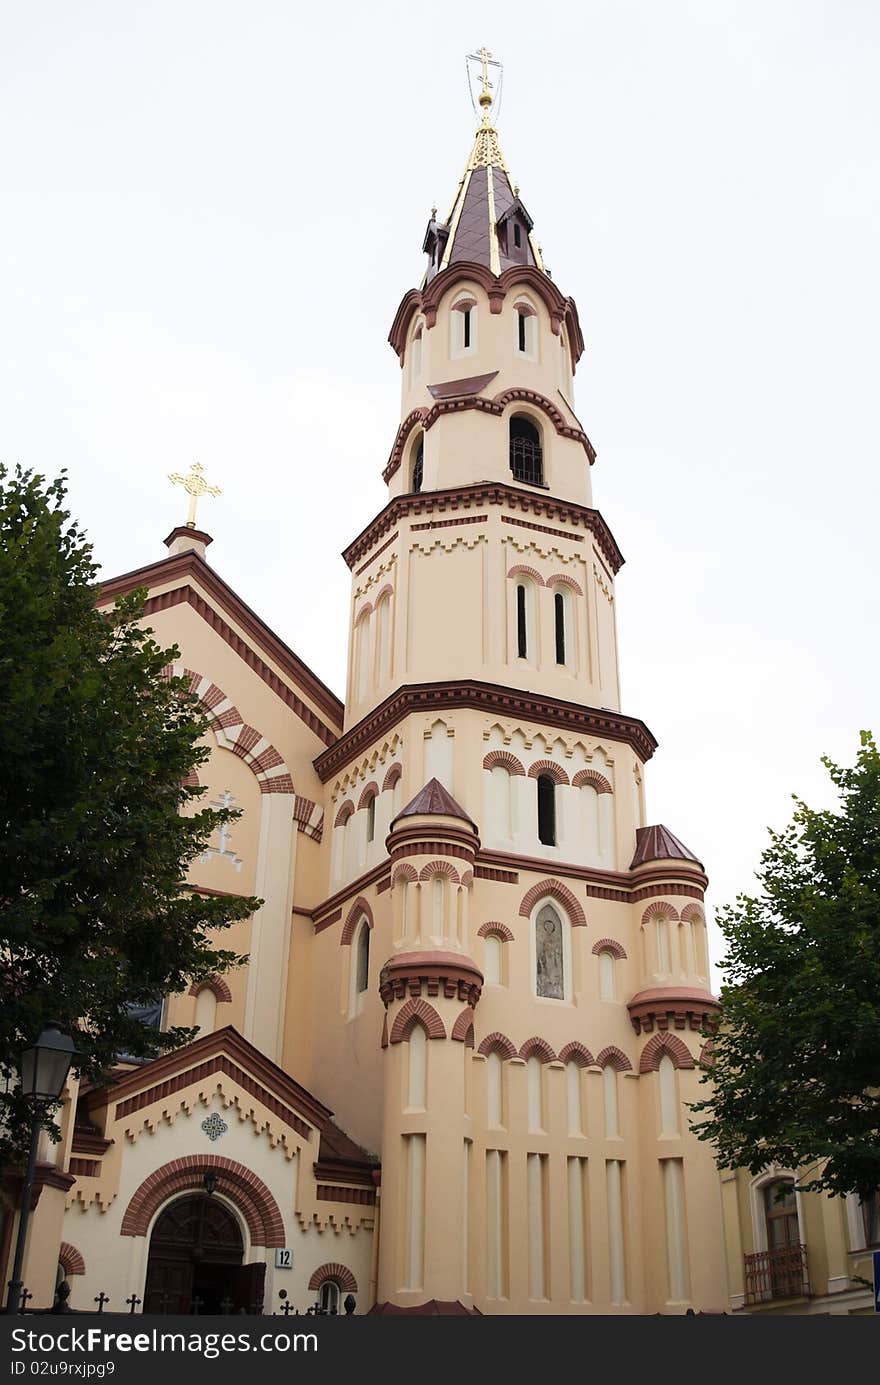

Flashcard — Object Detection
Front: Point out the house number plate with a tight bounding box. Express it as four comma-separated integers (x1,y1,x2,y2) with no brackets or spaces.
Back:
274,1249,293,1269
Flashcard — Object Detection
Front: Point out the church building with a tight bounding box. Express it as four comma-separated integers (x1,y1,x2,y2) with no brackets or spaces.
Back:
5,61,729,1315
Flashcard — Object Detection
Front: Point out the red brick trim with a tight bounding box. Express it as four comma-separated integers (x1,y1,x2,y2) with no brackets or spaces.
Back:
572,768,613,794
596,1045,632,1072
293,795,324,843
451,1009,476,1045
99,560,342,735
482,750,525,776
354,602,373,624
460,869,473,888
518,879,587,929
699,1039,715,1069
316,1186,375,1206
389,998,446,1043
308,1263,358,1293
519,1037,557,1064
357,782,380,809
375,584,394,604
334,801,355,828
477,1032,518,1061
507,564,545,586
382,763,403,791
558,1041,594,1067
121,1156,285,1247
172,667,295,794
341,898,375,946
477,922,515,942
412,515,488,533
182,769,200,789
189,976,233,1003
679,903,705,924
475,865,519,884
391,863,418,885
113,1054,313,1139
527,760,569,785
502,514,584,544
641,901,680,924
547,573,584,596
639,1032,695,1074
591,938,627,960
58,1243,85,1276
68,1159,99,1178
418,860,460,883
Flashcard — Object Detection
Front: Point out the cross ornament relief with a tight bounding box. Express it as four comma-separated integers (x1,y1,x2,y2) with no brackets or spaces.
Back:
168,461,221,528
200,790,243,872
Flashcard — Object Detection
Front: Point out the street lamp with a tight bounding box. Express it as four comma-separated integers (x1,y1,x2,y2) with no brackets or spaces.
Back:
5,1024,76,1314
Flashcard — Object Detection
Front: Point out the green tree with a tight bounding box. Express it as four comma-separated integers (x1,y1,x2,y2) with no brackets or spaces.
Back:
691,732,880,1201
0,465,260,1158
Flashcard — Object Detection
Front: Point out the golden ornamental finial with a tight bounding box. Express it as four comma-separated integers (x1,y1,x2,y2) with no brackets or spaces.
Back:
168,461,221,529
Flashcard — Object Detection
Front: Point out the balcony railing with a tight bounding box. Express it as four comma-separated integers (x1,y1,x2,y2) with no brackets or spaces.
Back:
509,437,544,486
744,1243,810,1304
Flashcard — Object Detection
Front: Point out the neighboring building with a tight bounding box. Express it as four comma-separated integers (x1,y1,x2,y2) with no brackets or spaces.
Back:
720,1170,877,1315
1,72,730,1315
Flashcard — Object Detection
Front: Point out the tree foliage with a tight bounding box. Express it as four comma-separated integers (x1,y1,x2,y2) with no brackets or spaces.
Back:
691,732,880,1198
0,466,260,1157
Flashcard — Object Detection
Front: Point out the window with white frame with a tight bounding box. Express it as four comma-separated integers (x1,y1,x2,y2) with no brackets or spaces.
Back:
514,301,537,359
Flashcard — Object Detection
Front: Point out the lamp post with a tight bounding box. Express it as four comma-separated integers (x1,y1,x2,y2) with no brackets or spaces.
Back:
5,1024,75,1314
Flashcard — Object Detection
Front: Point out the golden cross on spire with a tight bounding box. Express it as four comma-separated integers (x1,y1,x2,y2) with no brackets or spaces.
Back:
476,45,493,99
168,461,221,529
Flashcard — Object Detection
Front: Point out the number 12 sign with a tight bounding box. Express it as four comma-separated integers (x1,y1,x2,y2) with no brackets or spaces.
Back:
275,1248,293,1269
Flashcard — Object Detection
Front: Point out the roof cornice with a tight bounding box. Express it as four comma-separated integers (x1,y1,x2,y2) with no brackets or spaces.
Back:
314,680,657,782
343,482,622,575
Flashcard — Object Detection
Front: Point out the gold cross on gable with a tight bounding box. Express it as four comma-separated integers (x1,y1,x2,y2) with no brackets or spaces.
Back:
168,461,221,528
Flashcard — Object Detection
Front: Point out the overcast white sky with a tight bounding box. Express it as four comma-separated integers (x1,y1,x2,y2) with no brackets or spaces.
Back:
3,1,878,987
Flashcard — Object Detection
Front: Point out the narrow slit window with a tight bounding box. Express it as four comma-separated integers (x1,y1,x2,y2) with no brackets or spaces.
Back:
537,774,556,846
355,922,370,995
462,307,471,349
514,223,522,248
554,591,566,664
518,311,527,353
412,439,423,494
366,795,376,843
516,584,528,658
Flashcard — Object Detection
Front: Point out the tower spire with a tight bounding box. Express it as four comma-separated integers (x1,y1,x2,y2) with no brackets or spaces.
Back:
421,50,544,281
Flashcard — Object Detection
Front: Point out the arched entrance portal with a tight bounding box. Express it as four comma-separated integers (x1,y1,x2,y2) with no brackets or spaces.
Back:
143,1195,264,1313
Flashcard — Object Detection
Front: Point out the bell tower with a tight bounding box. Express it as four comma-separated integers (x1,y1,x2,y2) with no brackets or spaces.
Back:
312,53,726,1315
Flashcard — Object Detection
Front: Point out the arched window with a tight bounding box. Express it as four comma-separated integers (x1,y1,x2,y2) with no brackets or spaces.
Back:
487,1050,504,1126
348,919,370,1015
764,1180,799,1250
516,584,528,658
527,1055,544,1130
537,774,556,846
514,302,537,358
411,437,424,493
509,415,543,485
451,297,477,355
603,1063,620,1138
656,916,671,975
318,1280,341,1314
554,590,566,664
535,903,564,999
407,1023,427,1109
355,611,371,701
658,1053,678,1136
410,327,423,382
376,593,391,681
484,933,502,984
365,794,376,844
598,949,616,1002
